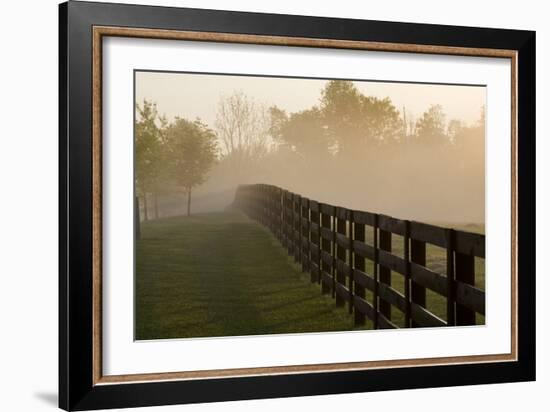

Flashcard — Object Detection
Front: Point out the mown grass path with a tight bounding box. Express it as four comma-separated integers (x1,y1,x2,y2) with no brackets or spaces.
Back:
136,211,357,340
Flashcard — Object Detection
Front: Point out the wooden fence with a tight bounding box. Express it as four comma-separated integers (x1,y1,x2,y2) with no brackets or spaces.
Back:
234,183,485,329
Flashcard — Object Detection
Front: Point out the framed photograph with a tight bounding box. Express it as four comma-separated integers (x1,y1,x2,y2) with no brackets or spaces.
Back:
59,1,535,410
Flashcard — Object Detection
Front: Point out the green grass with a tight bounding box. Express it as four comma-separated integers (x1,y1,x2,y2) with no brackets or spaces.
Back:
136,211,360,340
136,212,484,340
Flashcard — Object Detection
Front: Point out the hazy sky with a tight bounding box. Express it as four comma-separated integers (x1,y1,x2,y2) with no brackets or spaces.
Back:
135,71,485,128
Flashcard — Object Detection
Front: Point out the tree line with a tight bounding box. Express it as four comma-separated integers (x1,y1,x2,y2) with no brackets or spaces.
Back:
135,101,217,218
136,79,484,221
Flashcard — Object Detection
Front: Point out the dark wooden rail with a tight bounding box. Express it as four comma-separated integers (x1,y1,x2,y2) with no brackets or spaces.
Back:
234,184,485,329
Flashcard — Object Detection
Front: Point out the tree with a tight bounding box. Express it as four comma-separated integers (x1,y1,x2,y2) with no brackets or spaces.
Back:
447,119,465,143
267,106,288,142
215,91,270,178
151,114,171,219
362,96,403,144
319,80,363,156
415,104,447,145
269,106,331,160
135,99,163,221
319,80,403,156
164,118,218,216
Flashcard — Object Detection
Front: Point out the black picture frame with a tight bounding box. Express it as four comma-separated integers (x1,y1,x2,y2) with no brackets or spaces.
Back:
59,1,536,410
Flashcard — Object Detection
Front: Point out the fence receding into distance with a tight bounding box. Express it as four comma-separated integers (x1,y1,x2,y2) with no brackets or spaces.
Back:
234,183,485,329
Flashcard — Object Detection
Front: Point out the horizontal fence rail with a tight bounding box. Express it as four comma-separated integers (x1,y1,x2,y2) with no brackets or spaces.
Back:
234,184,485,329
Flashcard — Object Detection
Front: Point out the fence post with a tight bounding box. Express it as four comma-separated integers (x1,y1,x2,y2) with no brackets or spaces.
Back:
261,185,271,229
270,186,277,237
335,209,347,307
353,216,366,326
271,186,277,236
266,186,273,233
410,238,427,327
321,207,332,295
294,194,301,264
310,202,320,284
404,221,411,328
331,213,336,299
455,243,476,325
301,198,310,273
286,192,293,256
373,215,379,329
445,229,456,326
379,228,392,321
348,214,354,314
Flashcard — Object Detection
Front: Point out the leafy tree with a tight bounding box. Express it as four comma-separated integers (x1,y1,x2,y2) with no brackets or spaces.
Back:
319,80,403,156
164,118,218,216
415,104,447,145
269,106,331,159
267,106,288,142
319,80,363,155
135,99,163,221
362,96,403,143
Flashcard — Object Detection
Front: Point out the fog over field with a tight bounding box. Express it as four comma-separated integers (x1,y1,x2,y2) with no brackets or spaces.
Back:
135,71,485,225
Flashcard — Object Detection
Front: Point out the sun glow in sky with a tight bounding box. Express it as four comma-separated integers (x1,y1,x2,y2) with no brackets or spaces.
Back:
135,71,485,128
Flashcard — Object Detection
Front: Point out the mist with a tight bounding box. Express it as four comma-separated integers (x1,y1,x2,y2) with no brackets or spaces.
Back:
135,73,485,226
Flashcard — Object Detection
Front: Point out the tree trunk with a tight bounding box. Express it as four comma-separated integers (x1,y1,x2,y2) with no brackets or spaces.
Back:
143,193,148,221
187,188,192,216
153,192,159,219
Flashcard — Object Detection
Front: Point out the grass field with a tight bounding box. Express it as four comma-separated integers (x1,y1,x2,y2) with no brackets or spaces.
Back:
136,211,484,340
136,211,358,340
